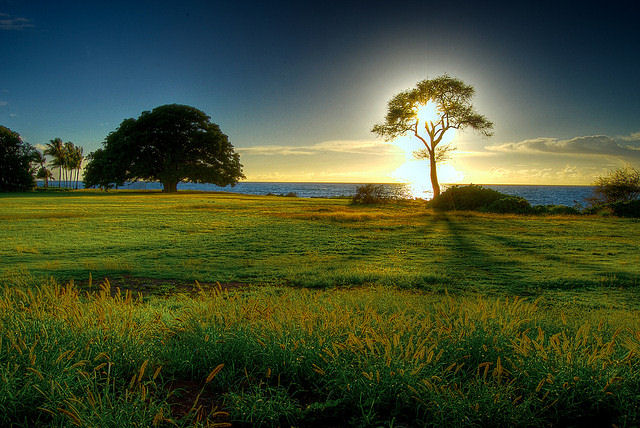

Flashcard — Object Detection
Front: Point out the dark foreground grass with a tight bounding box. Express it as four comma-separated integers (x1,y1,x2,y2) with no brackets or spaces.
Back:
1,191,639,295
2,280,640,427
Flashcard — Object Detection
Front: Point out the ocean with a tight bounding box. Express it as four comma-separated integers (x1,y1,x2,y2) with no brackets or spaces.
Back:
39,181,596,207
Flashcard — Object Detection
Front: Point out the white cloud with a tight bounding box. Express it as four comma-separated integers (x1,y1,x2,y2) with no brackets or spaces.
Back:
486,132,640,160
0,14,34,30
238,139,398,156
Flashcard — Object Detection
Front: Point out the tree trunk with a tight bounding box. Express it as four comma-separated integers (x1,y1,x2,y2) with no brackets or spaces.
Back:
429,156,440,199
162,180,178,193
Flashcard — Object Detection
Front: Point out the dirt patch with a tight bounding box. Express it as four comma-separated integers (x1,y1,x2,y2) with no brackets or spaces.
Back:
167,379,230,424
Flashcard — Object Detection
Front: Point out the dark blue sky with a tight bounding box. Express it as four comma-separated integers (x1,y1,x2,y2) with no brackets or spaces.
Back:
1,0,639,183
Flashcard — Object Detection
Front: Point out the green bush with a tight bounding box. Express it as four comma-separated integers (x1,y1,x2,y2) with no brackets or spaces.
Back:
609,199,640,218
430,185,507,211
352,184,388,204
591,167,640,204
485,196,533,214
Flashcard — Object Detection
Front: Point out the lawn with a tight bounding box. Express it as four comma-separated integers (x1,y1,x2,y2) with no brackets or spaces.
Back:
1,191,639,296
1,191,640,426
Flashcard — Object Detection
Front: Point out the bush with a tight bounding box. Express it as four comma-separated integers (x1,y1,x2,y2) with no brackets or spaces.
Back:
351,184,388,204
591,167,640,204
608,199,640,218
485,196,533,214
429,185,505,211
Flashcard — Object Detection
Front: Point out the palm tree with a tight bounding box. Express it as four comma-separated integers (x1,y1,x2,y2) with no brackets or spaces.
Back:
44,138,64,188
63,141,76,188
32,150,51,188
70,145,83,189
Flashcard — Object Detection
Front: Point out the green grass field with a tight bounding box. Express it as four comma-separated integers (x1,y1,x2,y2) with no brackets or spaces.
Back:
2,191,639,296
1,191,640,426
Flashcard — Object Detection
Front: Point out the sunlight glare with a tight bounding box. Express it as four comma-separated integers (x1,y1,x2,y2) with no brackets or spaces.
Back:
392,159,465,199
414,101,440,126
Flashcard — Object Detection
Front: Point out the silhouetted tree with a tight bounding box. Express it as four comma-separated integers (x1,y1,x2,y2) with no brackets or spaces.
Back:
0,126,36,191
84,104,244,192
592,167,640,203
32,150,51,188
372,75,493,198
44,137,64,187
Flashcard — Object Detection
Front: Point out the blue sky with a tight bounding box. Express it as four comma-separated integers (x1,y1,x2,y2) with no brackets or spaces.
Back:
1,0,639,184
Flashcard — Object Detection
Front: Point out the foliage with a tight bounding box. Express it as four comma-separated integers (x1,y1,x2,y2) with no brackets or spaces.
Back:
372,75,493,198
485,196,533,214
0,125,36,192
591,167,640,204
83,104,244,192
43,138,83,189
1,281,640,426
608,199,640,218
351,184,389,204
429,184,506,211
82,148,123,190
1,192,639,293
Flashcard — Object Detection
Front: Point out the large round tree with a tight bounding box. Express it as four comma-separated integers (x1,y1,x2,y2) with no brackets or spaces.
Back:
84,104,244,192
0,125,36,192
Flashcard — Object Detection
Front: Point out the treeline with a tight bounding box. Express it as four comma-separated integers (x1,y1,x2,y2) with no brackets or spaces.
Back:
0,126,84,192
40,137,84,189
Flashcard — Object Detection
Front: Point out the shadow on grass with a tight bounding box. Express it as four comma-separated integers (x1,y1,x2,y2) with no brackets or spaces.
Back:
438,214,639,292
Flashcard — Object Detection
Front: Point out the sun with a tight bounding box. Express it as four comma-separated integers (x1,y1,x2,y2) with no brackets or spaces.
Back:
414,101,440,126
389,102,461,198
392,159,464,198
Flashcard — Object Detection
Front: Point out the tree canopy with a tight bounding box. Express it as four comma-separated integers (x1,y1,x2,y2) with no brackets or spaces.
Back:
84,104,244,192
372,75,493,198
0,125,36,192
592,167,640,204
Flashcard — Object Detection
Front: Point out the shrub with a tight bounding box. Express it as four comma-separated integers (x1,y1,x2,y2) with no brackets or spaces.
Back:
485,196,533,214
608,199,640,218
591,167,640,204
352,184,388,204
429,185,505,211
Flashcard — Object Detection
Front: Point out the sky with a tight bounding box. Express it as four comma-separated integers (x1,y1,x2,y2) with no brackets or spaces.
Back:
1,0,639,186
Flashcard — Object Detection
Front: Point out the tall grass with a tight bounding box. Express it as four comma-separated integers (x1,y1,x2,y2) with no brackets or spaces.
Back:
2,278,640,426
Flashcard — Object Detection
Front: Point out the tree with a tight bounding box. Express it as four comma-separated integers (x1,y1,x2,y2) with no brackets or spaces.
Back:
0,125,36,191
84,104,244,192
44,137,64,188
32,150,52,188
72,145,83,189
591,167,640,204
372,75,493,198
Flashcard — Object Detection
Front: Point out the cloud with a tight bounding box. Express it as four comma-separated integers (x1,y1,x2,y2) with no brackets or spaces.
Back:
0,13,34,30
0,101,7,106
238,139,398,156
486,132,640,160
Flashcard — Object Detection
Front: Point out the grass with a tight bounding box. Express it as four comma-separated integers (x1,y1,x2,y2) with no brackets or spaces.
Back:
2,281,640,426
1,191,639,296
1,190,640,426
